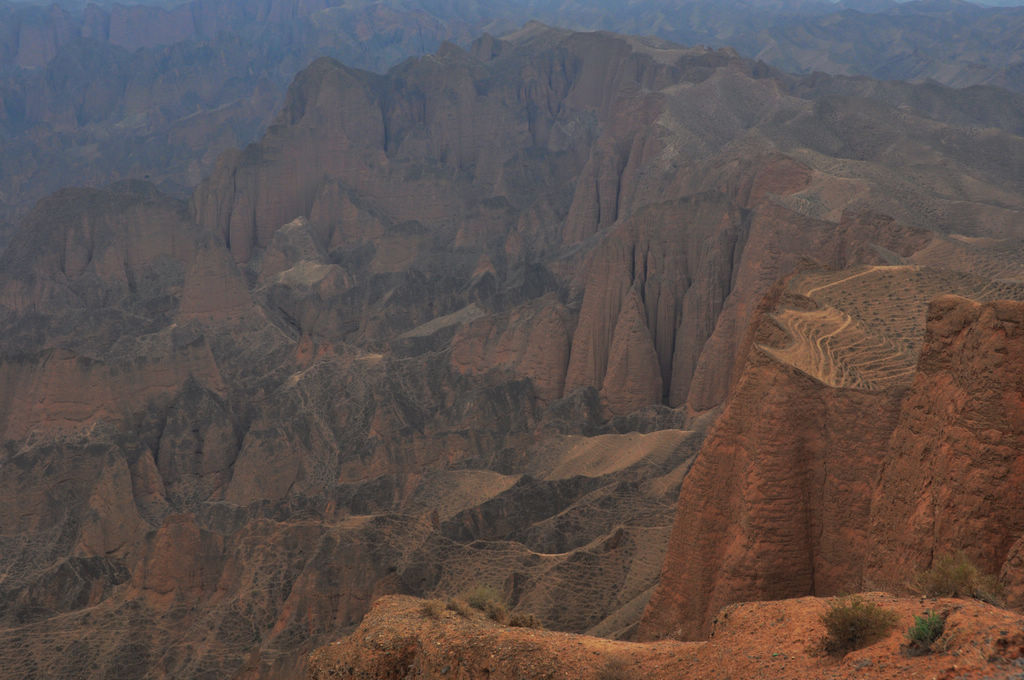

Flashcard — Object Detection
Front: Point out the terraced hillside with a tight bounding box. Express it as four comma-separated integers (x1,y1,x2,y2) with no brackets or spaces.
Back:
762,265,1024,390
912,233,1024,283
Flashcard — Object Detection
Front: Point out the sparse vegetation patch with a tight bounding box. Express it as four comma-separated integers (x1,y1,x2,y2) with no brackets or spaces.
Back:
913,552,1004,604
819,597,898,656
446,598,474,618
508,612,543,629
464,584,503,610
597,655,632,680
421,598,445,619
905,610,946,656
461,585,510,623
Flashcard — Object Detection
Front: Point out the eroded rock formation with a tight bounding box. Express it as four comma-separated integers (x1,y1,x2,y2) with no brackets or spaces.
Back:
641,284,1024,641
865,296,1024,589
2,24,1024,679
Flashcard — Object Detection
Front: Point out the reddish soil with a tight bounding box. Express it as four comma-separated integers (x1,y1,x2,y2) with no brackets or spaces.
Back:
308,593,1024,680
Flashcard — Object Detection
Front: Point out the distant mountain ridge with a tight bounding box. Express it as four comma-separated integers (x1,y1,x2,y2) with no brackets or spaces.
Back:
1,0,1023,251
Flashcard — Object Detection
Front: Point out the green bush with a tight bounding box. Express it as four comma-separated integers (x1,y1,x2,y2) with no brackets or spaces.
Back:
905,610,945,655
913,552,1004,604
820,597,898,656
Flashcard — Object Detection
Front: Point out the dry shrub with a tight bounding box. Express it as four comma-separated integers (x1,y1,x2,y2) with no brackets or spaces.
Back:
597,656,632,680
461,584,510,623
451,586,543,627
913,552,1004,604
446,598,473,618
464,585,503,610
508,611,543,629
420,598,445,619
483,599,510,624
819,597,898,656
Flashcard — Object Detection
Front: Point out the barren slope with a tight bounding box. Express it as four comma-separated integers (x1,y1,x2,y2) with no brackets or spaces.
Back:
308,593,1024,680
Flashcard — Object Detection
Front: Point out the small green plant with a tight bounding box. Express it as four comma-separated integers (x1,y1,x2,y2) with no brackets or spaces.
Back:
421,598,445,619
913,552,1004,604
819,597,899,656
905,610,945,656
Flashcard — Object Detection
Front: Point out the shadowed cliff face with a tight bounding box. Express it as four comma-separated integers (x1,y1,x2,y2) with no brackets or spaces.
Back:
865,296,1024,590
2,24,1024,680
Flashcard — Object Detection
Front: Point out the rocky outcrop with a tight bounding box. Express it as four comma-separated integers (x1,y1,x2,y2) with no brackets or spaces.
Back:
192,27,1024,419
190,30,690,267
600,287,663,415
637,279,905,640
450,295,573,404
0,165,696,678
865,296,1024,598
133,513,224,600
192,33,756,410
5,0,1024,254
641,288,1024,641
1002,538,1024,608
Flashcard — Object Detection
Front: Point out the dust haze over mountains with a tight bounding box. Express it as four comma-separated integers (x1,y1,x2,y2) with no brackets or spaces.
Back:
1,0,1024,250
0,1,1023,680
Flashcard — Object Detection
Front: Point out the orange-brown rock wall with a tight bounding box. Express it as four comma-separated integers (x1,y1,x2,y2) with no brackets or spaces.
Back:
639,347,901,640
642,295,1024,641
865,296,1024,600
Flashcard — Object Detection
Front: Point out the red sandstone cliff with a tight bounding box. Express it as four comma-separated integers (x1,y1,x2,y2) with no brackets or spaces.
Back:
641,288,1024,641
865,296,1024,591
